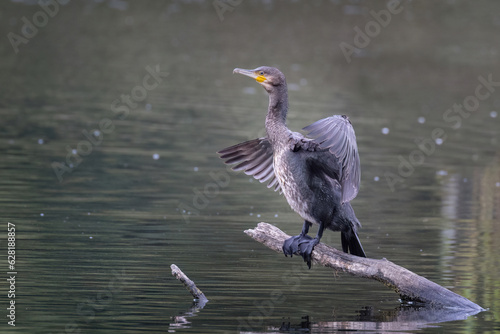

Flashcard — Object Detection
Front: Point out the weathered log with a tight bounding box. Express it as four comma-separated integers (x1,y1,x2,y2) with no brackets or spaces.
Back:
169,264,208,331
170,264,208,306
244,222,484,311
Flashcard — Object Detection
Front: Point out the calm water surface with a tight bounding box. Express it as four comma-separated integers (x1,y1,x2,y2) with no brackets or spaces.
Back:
1,1,499,333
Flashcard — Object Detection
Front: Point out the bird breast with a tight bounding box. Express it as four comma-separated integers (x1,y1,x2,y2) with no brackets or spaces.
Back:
273,147,318,224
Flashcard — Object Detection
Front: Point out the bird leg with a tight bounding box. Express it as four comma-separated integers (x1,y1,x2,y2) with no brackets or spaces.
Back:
283,221,326,269
298,221,325,269
283,220,326,268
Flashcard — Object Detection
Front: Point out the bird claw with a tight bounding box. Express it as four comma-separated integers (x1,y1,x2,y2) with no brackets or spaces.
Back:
298,238,319,269
283,234,318,269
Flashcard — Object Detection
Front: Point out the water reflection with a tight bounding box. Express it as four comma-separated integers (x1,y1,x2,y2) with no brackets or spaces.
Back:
239,305,484,334
169,300,207,331
439,153,500,317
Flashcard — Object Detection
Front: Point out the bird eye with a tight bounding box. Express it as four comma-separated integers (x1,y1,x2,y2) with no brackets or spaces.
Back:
259,71,264,75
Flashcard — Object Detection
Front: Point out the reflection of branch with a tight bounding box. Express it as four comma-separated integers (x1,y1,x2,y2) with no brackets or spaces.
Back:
277,305,484,333
245,223,484,311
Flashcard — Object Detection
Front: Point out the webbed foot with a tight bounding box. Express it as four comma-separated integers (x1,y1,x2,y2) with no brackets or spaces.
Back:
283,234,319,269
283,234,312,257
298,237,320,269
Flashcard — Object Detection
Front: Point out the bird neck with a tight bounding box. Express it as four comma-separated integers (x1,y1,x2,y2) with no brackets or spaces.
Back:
265,85,289,144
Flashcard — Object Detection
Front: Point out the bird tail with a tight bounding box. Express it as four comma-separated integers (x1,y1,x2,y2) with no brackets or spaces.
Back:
341,231,366,257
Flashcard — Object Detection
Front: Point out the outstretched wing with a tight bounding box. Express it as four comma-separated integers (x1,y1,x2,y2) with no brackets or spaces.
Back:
217,138,281,192
302,115,360,203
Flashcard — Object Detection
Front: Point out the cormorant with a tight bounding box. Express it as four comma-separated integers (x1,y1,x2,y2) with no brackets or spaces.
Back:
218,66,366,268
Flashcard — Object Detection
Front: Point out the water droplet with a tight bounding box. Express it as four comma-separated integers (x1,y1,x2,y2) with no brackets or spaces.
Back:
418,117,426,124
496,182,500,187
274,214,278,218
193,167,199,172
87,212,91,215
490,111,498,118
436,170,448,176
152,153,160,160
40,213,44,217
381,127,390,135
93,130,101,137
243,87,256,95
72,149,77,154
435,138,443,145
89,236,93,239
374,176,380,181
257,214,261,218
343,4,364,15
249,213,253,216
38,138,44,144
463,178,468,183
145,103,152,111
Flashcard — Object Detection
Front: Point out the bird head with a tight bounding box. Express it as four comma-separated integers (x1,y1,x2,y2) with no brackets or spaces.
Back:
233,66,286,94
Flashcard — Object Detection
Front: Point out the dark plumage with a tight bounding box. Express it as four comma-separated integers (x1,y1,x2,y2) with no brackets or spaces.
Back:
218,66,366,268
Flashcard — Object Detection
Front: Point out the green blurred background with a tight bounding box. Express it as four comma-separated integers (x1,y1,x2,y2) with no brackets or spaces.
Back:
0,0,499,333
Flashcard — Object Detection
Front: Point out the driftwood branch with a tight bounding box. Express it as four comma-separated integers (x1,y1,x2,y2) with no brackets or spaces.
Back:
169,264,208,331
245,223,484,311
170,264,208,305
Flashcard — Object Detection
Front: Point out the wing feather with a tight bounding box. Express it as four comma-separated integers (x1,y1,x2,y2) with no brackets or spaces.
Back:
303,115,360,203
217,138,281,193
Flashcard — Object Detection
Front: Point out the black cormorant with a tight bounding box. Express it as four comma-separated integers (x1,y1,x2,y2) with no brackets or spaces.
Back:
218,66,366,268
